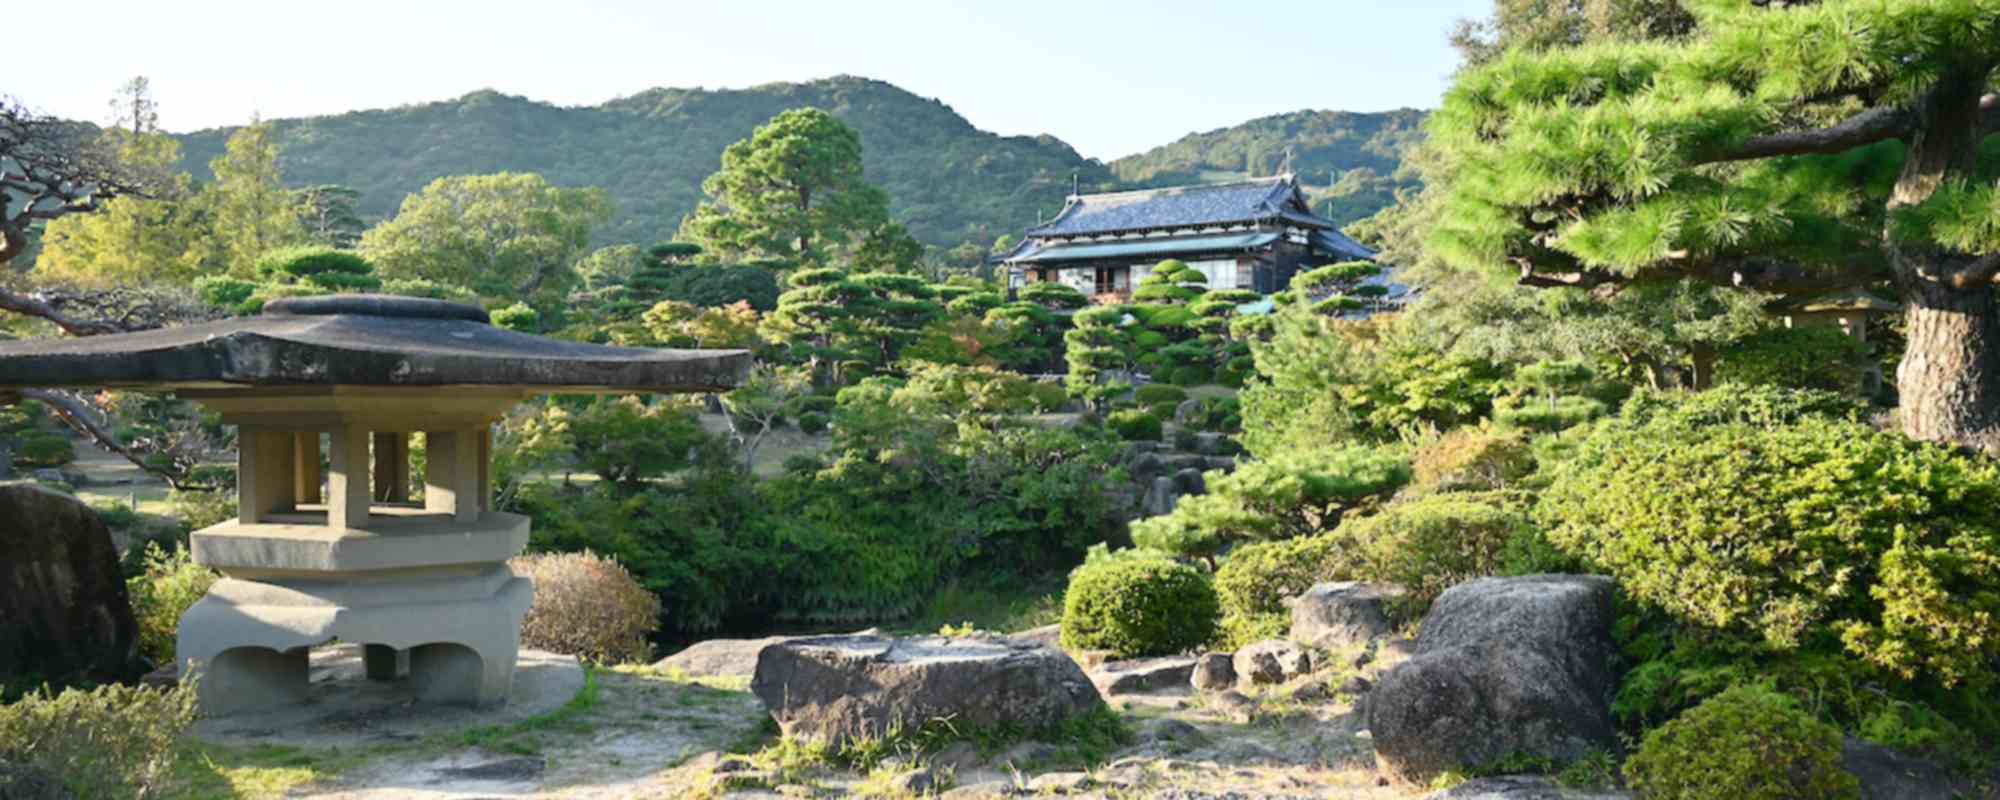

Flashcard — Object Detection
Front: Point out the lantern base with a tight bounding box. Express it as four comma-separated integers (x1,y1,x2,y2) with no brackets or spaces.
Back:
175,563,532,716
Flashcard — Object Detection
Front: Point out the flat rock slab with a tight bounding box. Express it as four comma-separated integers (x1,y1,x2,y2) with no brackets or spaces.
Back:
1091,656,1198,695
652,628,881,678
1422,775,1632,799
751,633,1103,748
191,645,582,750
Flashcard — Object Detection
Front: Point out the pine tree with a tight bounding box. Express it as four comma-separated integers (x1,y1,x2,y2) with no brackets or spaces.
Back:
1426,0,2000,452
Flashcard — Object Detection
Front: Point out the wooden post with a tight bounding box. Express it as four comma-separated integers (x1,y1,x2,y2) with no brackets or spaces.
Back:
294,431,322,506
327,425,372,530
237,428,296,524
373,432,410,503
424,429,481,523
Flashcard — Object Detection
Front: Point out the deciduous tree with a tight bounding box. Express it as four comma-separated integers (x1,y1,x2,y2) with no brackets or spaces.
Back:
362,172,610,299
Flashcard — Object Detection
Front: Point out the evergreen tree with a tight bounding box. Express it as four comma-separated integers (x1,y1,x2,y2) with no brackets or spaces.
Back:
1426,0,2000,451
680,108,896,265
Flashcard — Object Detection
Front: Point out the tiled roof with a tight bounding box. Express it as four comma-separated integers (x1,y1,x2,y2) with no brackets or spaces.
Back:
1027,175,1338,236
1010,232,1281,264
1310,229,1378,262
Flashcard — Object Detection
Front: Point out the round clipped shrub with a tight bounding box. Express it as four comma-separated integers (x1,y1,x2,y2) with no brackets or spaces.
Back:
14,432,75,467
1108,410,1163,441
511,550,662,664
1027,381,1070,412
1061,554,1220,657
1134,383,1188,406
797,411,829,434
1211,534,1355,647
1542,403,2000,686
1169,366,1213,387
1624,684,1860,800
490,302,541,333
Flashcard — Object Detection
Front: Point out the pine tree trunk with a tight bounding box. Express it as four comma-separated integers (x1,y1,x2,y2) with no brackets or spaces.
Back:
1886,64,1998,452
1895,280,2000,453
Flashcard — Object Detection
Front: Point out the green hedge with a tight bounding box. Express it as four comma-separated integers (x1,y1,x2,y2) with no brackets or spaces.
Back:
1624,684,1859,800
1108,410,1163,442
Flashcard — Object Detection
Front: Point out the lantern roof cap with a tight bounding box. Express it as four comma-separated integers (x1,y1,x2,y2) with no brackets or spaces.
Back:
0,294,750,394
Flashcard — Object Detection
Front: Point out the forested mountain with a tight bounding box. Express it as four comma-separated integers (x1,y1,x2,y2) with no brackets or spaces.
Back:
172,78,1423,251
173,77,1120,250
1109,109,1428,226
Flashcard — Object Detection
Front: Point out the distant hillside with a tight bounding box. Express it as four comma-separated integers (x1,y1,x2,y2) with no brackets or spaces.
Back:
1110,109,1428,226
173,76,1120,250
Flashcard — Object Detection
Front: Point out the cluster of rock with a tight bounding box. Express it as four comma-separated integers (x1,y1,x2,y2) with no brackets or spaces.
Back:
1119,441,1238,518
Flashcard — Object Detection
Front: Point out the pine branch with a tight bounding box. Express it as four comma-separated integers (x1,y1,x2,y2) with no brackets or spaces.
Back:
1515,254,1884,296
17,388,222,491
1699,105,1916,164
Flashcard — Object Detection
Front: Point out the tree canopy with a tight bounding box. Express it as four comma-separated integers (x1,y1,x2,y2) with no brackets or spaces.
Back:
680,108,901,266
361,172,611,299
1425,0,2000,451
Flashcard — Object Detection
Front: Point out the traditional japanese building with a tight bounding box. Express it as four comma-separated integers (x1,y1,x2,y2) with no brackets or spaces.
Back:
1001,174,1379,301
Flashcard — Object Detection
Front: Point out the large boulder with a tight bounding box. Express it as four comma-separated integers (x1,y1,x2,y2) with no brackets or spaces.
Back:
1369,575,1618,783
1089,655,1196,695
0,483,144,688
750,633,1103,747
1290,581,1403,651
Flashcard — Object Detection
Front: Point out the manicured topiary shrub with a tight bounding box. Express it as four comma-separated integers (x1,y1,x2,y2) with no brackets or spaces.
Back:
1060,554,1219,657
511,550,662,664
1027,381,1070,412
14,431,75,467
797,411,829,434
1624,684,1859,800
1492,395,1606,433
490,302,541,333
1108,410,1163,442
1169,365,1213,387
1133,383,1188,406
1211,534,1355,647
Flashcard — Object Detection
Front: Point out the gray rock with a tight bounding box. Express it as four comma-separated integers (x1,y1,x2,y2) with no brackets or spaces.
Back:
0,758,70,800
939,782,1012,799
1233,640,1311,686
654,637,793,678
0,483,143,687
750,633,1103,748
1143,475,1181,517
1142,718,1208,746
1173,398,1204,425
1337,675,1373,696
1290,582,1404,651
1370,575,1619,783
1092,656,1197,695
1172,467,1207,495
435,757,544,782
1210,689,1258,724
889,767,939,796
1842,736,1984,800
1190,652,1235,691
1421,775,1632,799
1288,679,1332,703
1027,771,1095,793
1129,452,1169,481
1007,624,1062,650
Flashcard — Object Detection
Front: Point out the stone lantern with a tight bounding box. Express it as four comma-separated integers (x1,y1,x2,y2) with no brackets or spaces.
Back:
0,296,749,714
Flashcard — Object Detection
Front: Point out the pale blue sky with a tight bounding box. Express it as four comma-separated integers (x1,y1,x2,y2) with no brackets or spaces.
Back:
13,0,1487,160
